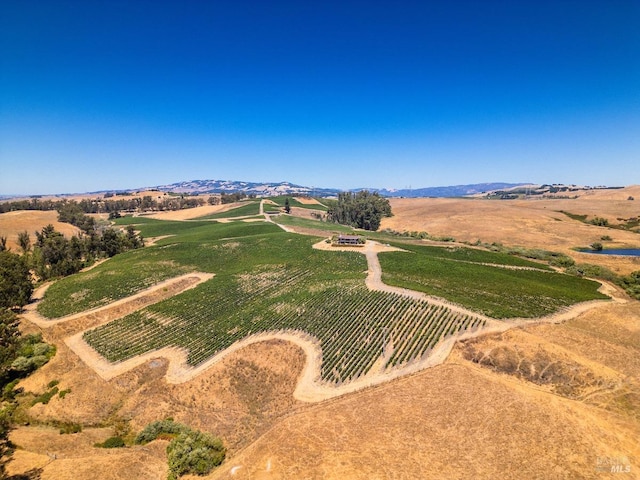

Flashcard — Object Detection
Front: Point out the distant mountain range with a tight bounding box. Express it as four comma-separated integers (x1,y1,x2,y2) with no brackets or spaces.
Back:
149,179,527,198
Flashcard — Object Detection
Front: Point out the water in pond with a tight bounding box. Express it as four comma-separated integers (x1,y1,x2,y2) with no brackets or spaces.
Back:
583,249,640,256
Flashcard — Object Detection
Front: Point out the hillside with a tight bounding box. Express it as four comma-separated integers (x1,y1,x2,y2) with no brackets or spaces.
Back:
5,193,639,479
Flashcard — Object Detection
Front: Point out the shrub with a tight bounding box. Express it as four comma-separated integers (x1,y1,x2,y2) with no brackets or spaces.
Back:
59,422,82,434
590,242,603,251
136,420,226,479
566,263,616,281
58,388,71,399
2,380,21,401
166,430,226,480
95,436,125,448
618,271,640,300
11,355,49,374
33,343,52,357
32,386,58,405
134,419,188,445
600,235,612,241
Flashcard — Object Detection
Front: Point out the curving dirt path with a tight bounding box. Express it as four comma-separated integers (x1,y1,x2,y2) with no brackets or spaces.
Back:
21,238,621,403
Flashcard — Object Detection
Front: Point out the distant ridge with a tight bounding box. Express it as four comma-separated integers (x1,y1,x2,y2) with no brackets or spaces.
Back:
149,179,527,198
365,183,527,198
6,181,627,200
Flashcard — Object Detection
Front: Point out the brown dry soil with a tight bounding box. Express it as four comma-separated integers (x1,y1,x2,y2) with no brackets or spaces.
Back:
8,189,640,479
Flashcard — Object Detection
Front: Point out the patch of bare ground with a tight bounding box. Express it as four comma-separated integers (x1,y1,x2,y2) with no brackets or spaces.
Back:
381,196,640,275
0,210,80,251
459,325,640,420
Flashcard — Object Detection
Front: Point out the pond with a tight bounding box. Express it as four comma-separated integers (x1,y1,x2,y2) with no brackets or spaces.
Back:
581,249,640,257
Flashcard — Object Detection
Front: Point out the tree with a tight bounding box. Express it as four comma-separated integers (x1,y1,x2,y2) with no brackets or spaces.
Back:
125,225,144,249
0,237,6,252
17,231,30,254
0,310,54,475
0,251,33,310
284,198,291,214
0,405,12,477
0,311,20,384
326,191,392,231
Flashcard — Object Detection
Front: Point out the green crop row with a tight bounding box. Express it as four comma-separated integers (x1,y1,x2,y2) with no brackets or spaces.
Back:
379,248,607,318
84,275,481,384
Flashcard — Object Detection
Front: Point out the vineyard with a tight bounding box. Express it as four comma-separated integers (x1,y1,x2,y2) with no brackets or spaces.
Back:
84,274,485,384
379,243,608,318
38,215,610,385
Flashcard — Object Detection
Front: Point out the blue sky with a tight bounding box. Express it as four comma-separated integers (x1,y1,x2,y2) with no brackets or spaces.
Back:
1,1,639,195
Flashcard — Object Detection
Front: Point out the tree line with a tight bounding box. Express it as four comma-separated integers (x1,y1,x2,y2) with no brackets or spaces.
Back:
0,191,256,216
326,191,392,231
1,206,144,301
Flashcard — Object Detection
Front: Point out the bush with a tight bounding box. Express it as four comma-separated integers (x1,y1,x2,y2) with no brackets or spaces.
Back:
33,343,52,357
618,271,640,300
566,263,616,281
134,419,188,445
11,355,49,374
95,436,125,448
2,380,20,401
136,420,226,479
32,386,58,405
167,430,226,480
590,242,603,251
59,422,82,435
58,388,71,399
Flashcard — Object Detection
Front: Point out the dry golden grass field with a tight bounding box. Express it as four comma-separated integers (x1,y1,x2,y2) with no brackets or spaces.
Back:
0,210,80,251
6,187,640,480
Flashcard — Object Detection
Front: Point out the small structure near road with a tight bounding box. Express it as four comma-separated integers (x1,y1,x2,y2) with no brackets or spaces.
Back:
334,234,365,246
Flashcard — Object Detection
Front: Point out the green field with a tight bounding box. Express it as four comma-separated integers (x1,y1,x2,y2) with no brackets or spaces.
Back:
39,216,609,383
272,214,355,234
379,243,607,318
